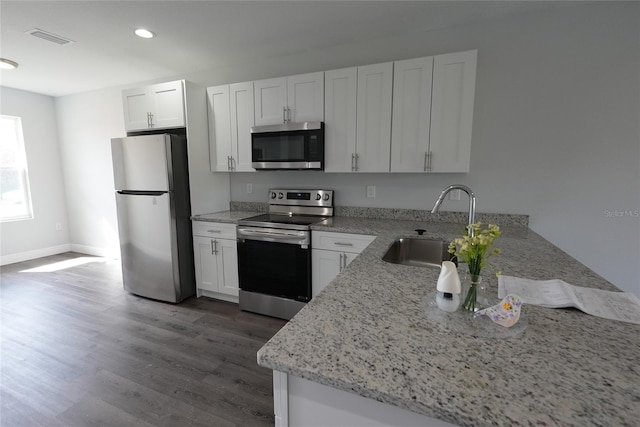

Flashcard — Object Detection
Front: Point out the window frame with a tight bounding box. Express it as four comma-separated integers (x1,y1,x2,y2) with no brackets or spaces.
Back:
1,114,34,222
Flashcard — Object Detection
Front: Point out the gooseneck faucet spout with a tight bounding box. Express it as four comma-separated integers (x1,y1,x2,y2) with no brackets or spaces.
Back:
431,185,476,236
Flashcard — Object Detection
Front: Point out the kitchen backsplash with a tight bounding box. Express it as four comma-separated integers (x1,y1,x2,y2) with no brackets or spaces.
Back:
229,201,528,227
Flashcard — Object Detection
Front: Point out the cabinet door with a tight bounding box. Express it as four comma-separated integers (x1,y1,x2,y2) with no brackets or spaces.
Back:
122,87,150,132
230,82,255,172
287,72,324,123
194,236,219,294
216,239,239,297
207,85,232,171
324,67,357,173
311,249,342,298
429,50,477,173
356,62,393,172
148,80,185,129
390,57,434,173
254,77,287,126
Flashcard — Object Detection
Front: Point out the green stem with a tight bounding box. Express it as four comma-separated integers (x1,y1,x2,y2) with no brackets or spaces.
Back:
462,283,477,311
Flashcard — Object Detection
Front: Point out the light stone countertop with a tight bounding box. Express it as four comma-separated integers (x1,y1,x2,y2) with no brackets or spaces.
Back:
252,216,640,427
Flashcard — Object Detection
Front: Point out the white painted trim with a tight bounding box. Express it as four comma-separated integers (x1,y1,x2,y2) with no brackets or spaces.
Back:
0,244,71,266
69,244,116,258
273,370,289,427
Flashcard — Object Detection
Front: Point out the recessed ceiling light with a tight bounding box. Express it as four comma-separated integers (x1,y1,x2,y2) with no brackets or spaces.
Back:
135,28,155,39
0,58,19,70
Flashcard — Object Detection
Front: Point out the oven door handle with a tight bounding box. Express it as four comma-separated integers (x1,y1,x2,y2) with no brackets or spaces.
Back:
237,228,309,247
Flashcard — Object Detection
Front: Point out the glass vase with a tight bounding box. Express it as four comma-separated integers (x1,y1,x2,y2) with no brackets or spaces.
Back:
461,274,483,312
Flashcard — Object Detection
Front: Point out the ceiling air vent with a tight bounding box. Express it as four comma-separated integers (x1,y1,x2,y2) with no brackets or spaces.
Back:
26,28,75,45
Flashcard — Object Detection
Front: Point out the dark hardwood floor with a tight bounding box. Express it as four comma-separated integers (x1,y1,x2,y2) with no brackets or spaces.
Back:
0,252,287,427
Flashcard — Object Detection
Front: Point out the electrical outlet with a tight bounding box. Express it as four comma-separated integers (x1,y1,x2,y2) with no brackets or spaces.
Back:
366,186,376,198
55,223,62,231
246,183,253,194
449,189,461,201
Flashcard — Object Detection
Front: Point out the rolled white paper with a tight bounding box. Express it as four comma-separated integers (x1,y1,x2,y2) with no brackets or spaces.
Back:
436,261,461,294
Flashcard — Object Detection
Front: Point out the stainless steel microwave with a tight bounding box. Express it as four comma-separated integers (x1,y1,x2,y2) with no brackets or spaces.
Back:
250,122,324,170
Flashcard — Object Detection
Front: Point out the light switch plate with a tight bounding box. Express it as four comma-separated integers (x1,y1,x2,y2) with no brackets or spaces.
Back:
246,183,253,194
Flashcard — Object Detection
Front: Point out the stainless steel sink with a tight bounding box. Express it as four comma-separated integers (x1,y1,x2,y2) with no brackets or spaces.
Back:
382,238,452,268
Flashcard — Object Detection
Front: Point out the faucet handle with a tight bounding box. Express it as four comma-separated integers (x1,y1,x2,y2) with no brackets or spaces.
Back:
414,229,426,236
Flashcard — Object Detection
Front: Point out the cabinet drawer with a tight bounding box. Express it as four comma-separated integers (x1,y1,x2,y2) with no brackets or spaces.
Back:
192,221,236,239
312,231,375,253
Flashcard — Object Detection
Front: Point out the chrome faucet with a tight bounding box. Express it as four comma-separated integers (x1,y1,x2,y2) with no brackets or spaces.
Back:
431,185,476,237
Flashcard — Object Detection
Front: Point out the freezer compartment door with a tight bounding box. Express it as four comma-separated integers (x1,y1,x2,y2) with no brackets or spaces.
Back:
116,192,183,302
112,135,172,192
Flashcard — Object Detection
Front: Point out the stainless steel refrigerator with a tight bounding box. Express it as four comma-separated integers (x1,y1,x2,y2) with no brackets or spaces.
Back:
111,133,195,303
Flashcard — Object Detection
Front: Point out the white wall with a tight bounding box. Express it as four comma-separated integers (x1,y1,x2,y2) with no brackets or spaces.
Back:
0,87,70,263
54,89,124,258
224,3,640,294
25,2,640,294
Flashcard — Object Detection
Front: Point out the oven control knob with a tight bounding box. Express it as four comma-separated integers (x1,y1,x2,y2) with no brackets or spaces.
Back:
270,192,277,199
278,192,284,199
323,194,330,201
315,194,322,201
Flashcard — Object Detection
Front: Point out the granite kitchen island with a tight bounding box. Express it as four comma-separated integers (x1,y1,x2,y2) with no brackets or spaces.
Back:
257,217,639,426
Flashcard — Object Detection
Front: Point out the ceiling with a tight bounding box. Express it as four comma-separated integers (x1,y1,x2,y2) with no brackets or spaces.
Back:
1,1,576,97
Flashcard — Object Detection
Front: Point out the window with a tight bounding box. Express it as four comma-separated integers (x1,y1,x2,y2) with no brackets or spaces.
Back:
1,115,33,221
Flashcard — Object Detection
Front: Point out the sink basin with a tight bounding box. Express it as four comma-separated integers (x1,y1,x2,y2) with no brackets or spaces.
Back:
382,238,452,268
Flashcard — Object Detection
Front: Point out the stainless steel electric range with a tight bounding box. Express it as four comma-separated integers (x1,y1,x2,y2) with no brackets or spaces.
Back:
236,189,333,320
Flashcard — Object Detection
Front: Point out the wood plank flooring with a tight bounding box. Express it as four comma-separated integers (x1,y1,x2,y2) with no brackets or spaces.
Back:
0,252,287,427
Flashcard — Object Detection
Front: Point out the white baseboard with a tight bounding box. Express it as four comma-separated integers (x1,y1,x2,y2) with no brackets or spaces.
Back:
0,244,72,266
70,244,118,259
0,244,119,266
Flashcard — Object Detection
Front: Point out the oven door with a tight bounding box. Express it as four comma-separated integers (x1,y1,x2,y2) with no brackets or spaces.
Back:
237,232,311,303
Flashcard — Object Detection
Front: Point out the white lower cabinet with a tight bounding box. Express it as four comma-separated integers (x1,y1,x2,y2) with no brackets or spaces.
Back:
192,221,239,302
311,231,375,298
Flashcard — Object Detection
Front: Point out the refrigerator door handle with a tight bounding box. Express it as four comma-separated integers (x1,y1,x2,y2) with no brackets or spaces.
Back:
117,190,167,196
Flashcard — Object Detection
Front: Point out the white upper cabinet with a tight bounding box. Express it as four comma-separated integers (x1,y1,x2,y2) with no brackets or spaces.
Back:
324,67,357,173
429,50,477,173
254,77,287,126
123,80,185,132
254,72,324,126
205,49,476,174
355,62,393,172
207,82,255,172
286,72,324,123
390,57,434,172
207,85,232,172
391,50,477,173
229,82,255,172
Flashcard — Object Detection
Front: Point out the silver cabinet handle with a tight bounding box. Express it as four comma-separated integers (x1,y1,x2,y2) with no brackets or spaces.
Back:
287,107,291,123
339,253,344,271
351,153,359,172
227,156,232,171
148,112,154,128
334,242,354,247
283,106,287,123
230,156,236,171
207,229,222,234
211,239,218,255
